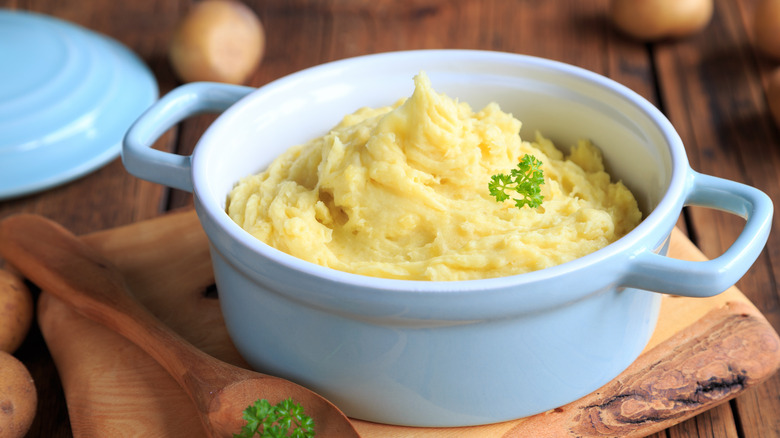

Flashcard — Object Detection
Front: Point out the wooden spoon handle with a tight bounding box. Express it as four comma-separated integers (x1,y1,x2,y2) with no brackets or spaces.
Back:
0,214,232,410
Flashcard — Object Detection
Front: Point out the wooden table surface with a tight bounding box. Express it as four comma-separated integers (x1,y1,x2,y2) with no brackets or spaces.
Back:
1,0,778,436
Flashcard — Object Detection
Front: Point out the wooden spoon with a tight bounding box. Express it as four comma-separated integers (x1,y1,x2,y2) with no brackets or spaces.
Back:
0,214,360,438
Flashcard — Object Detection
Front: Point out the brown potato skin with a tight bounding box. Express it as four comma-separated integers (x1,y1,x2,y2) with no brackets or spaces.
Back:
0,269,33,354
169,0,265,84
609,0,714,41
0,351,37,438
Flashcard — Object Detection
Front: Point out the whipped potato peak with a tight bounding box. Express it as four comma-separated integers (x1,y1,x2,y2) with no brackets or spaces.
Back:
227,72,642,280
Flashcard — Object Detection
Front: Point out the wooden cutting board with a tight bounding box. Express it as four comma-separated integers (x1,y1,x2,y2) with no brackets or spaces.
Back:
34,209,780,437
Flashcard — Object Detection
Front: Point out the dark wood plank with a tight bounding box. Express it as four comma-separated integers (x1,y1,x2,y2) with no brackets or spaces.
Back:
653,0,780,436
0,1,184,436
3,0,776,437
666,403,739,438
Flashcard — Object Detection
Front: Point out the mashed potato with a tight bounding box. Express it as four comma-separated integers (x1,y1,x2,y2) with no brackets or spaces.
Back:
227,73,642,281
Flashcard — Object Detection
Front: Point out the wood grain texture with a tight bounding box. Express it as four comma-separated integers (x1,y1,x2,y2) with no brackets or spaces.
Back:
653,1,780,436
27,210,780,438
0,1,777,437
665,403,740,438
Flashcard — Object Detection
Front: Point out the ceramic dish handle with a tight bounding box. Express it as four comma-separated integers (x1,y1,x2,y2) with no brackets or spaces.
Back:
123,82,254,192
624,171,773,297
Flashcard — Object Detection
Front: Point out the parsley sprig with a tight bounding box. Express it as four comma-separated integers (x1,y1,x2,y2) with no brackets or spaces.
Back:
234,398,315,438
488,154,545,209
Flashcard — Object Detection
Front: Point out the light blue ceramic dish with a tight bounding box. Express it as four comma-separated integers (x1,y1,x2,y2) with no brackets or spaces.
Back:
122,50,772,427
0,10,157,199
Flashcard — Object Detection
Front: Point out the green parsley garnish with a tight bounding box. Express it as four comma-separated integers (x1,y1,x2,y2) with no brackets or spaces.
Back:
234,398,315,438
488,154,545,209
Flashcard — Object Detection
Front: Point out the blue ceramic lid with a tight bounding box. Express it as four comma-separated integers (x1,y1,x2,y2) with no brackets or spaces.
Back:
0,10,158,199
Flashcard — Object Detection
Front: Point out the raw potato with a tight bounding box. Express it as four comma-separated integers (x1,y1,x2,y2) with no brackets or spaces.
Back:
609,0,714,41
766,68,780,128
754,0,780,58
0,351,36,438
0,269,33,354
169,0,265,84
